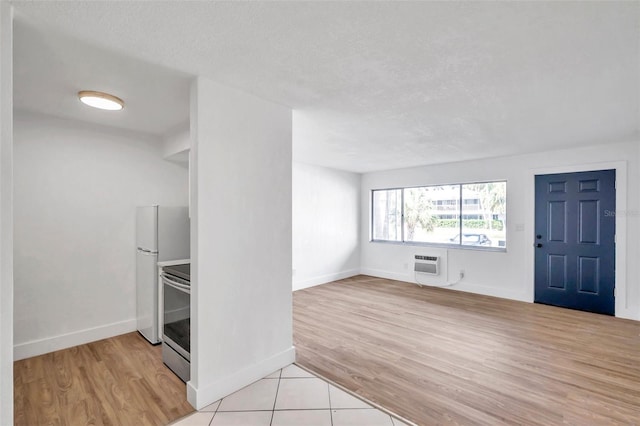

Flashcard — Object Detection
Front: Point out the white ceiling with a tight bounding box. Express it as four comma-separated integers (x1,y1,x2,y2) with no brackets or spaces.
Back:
12,1,640,173
13,17,192,138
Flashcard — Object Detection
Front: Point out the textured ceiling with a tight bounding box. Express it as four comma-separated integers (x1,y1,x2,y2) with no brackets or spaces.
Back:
12,1,640,173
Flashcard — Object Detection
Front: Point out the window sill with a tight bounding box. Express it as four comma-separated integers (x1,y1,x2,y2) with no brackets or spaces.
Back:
369,239,507,253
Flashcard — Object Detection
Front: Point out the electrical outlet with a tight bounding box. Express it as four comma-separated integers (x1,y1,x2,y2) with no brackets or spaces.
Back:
292,268,296,277
403,263,409,270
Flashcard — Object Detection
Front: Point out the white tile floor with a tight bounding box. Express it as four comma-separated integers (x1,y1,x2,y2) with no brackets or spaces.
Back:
170,364,413,426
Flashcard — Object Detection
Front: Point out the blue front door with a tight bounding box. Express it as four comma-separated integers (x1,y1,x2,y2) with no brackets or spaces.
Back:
534,170,616,315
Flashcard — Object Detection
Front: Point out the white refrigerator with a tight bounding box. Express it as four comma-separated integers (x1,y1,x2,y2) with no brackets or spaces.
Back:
136,205,190,344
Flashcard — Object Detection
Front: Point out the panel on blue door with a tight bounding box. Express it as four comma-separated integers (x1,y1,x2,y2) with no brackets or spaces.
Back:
549,181,567,193
548,255,567,289
548,201,566,242
579,200,600,244
578,256,600,294
579,179,599,192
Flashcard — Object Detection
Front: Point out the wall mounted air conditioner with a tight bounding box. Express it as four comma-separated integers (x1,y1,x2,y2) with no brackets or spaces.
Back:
414,255,440,276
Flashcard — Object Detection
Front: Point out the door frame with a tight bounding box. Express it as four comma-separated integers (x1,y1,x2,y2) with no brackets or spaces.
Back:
526,160,630,319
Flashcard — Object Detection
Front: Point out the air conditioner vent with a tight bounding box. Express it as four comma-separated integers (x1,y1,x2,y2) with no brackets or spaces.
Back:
415,255,438,262
414,255,440,276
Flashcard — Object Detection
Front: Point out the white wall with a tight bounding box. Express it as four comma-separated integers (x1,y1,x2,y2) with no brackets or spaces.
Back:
292,162,360,290
0,3,13,424
163,125,190,164
361,141,640,320
188,77,294,409
13,111,188,359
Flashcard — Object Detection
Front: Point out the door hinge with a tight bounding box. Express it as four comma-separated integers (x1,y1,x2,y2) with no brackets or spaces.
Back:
614,180,617,189
614,288,616,298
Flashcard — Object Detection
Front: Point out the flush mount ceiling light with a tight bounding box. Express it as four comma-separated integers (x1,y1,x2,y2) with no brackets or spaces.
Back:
78,90,124,111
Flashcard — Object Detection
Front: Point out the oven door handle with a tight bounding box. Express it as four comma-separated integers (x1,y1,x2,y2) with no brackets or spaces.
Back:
162,275,191,294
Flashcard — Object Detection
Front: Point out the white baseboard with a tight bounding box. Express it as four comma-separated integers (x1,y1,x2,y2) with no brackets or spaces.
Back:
187,346,296,410
615,307,639,321
360,267,412,283
13,318,137,361
446,282,529,302
361,267,529,302
293,268,360,291
362,268,640,319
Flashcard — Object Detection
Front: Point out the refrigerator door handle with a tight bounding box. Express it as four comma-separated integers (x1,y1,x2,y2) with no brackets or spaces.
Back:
137,247,159,255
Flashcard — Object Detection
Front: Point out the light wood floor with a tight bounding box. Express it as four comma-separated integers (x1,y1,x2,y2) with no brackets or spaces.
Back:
293,275,640,426
14,332,194,426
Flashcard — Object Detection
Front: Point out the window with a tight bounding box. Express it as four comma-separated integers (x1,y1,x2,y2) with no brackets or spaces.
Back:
404,184,457,244
371,181,506,249
372,189,402,241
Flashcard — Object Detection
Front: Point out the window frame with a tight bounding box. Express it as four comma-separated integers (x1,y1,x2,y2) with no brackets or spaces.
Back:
370,180,507,252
